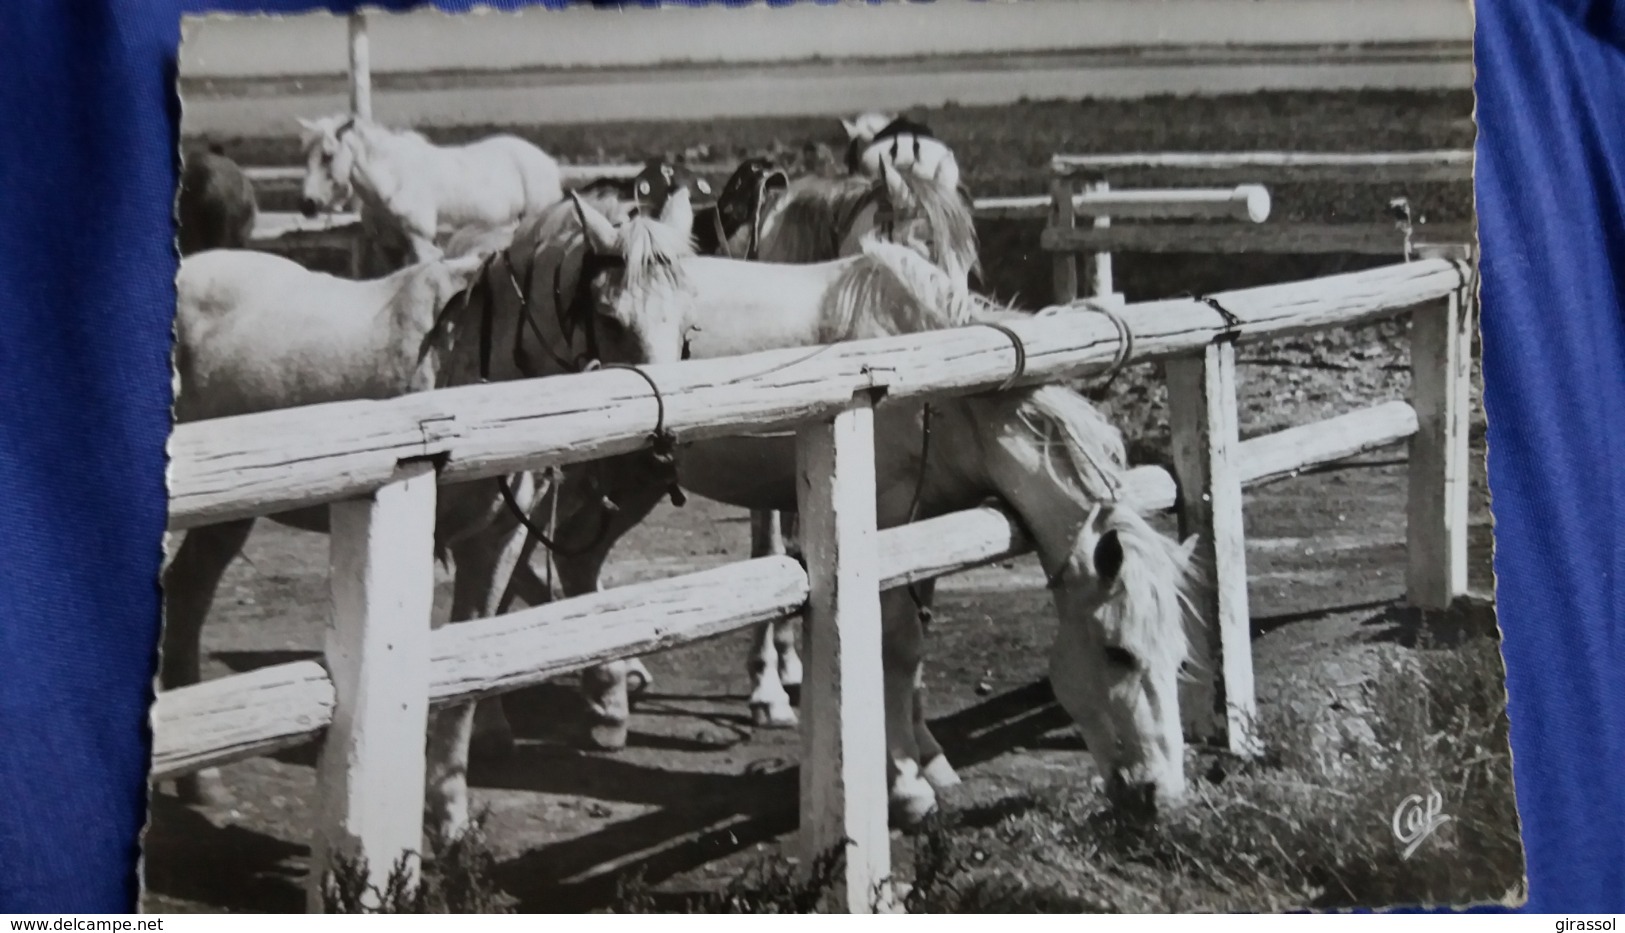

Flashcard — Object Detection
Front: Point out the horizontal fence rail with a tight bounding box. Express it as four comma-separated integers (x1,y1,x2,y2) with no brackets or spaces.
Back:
1052,149,1475,183
151,394,1420,782
245,182,1274,245
166,259,1463,530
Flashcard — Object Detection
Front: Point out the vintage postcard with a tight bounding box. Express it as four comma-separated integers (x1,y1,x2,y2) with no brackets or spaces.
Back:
151,0,1522,913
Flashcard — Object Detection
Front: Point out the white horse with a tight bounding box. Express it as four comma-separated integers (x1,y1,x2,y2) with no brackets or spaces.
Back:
528,209,1201,819
842,111,964,196
527,195,1205,824
739,141,982,728
165,187,688,846
297,114,564,273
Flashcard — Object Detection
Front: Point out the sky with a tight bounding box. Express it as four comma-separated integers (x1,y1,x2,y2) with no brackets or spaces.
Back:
178,0,1475,78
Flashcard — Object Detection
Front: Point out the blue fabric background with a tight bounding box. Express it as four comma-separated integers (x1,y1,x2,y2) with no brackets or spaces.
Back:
0,0,1619,914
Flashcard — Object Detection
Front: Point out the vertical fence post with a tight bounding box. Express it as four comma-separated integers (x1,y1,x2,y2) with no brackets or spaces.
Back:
1165,341,1260,757
1407,245,1474,610
307,461,438,913
1050,175,1078,305
347,11,372,120
1084,179,1117,305
796,397,892,914
346,11,372,280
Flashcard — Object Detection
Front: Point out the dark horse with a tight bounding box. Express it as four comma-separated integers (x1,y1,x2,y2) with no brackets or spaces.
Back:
176,145,259,256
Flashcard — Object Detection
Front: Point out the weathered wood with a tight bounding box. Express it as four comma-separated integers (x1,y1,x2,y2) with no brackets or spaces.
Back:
1053,149,1474,184
308,463,438,913
1083,180,1117,303
1166,342,1259,756
1240,400,1418,487
796,401,891,913
1042,222,1475,257
245,163,734,188
152,412,1409,784
149,660,333,782
976,185,1270,222
1407,287,1473,609
430,556,809,707
168,260,1463,531
347,12,372,121
1050,177,1078,304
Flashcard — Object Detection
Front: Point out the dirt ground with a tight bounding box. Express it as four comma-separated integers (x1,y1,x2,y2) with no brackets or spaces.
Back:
141,407,1496,912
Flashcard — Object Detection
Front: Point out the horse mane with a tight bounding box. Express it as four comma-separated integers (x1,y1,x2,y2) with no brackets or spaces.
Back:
998,385,1205,668
818,234,1005,341
755,176,876,265
885,166,981,282
618,213,694,296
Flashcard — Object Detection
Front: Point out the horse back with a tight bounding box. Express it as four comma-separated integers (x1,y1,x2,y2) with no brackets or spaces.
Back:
459,134,563,213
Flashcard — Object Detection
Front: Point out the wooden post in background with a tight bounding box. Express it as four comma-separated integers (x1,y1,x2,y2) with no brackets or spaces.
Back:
795,399,891,914
1407,245,1474,609
1166,341,1260,757
348,12,372,120
346,11,372,280
1084,179,1118,305
307,461,437,913
1050,176,1078,305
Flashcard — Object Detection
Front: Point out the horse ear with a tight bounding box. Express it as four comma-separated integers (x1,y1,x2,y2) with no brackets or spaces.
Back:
1176,534,1201,568
659,187,695,239
880,152,910,204
840,117,862,141
296,116,318,132
570,191,621,254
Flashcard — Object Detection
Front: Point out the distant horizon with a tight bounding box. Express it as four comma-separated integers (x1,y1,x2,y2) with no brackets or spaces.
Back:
179,0,1474,79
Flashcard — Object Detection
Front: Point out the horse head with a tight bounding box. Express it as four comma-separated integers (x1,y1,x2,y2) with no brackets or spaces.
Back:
844,112,963,198
948,384,1203,820
568,188,696,367
707,157,791,259
848,149,980,291
296,114,368,218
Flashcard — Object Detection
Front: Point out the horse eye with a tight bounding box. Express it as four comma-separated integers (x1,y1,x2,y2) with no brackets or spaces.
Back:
1104,646,1139,671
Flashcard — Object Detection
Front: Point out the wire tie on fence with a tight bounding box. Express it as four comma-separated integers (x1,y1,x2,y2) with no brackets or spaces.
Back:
1189,293,1245,344
975,321,1028,391
600,362,687,507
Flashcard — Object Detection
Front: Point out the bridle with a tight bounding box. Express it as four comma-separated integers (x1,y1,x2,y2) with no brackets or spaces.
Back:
432,213,683,563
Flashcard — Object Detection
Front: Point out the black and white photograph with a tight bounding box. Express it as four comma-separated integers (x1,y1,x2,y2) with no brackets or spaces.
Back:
149,0,1523,913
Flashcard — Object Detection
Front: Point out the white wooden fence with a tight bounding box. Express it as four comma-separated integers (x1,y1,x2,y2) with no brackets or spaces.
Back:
151,255,1473,912
1047,148,1476,308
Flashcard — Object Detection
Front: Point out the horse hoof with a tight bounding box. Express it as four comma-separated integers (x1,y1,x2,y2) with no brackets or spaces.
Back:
889,792,939,828
750,701,799,729
586,722,630,751
626,670,651,698
921,755,962,791
174,770,233,808
889,763,939,827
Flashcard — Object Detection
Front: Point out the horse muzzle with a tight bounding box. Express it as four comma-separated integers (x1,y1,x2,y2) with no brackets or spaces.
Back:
298,197,320,219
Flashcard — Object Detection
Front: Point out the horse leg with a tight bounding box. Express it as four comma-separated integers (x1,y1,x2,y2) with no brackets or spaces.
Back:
746,510,797,728
905,578,959,792
161,518,256,806
423,515,528,846
881,586,936,826
550,458,670,751
774,511,804,699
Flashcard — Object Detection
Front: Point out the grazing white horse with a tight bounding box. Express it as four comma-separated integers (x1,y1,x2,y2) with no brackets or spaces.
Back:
165,187,687,846
531,194,1206,824
527,205,1201,818
297,114,564,271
